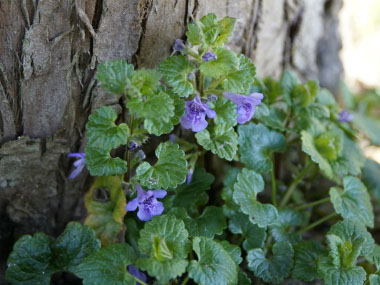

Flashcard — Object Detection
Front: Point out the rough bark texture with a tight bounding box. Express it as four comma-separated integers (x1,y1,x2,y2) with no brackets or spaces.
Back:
0,0,342,279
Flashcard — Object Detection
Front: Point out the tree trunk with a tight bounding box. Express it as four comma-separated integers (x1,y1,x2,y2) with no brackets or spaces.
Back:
0,0,342,278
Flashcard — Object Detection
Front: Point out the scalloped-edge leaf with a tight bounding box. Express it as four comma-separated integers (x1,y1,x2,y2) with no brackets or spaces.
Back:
136,142,187,189
96,59,134,94
233,168,278,227
136,215,190,284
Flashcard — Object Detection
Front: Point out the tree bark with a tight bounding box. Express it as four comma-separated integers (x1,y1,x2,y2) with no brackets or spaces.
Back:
0,0,342,278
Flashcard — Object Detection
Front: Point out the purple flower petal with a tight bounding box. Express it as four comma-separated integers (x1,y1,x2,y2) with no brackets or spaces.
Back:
338,110,353,123
126,198,138,211
173,39,185,51
149,201,165,216
186,169,194,184
128,185,166,221
127,265,147,284
224,92,263,124
152,190,167,199
137,208,153,221
203,52,217,62
68,152,86,179
181,96,216,132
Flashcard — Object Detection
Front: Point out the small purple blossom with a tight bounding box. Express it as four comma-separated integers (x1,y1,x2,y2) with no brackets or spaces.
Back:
68,152,86,179
186,168,194,184
338,110,354,123
173,39,186,51
126,185,167,221
127,141,138,151
127,265,147,284
181,96,216,132
224,92,264,124
202,52,217,62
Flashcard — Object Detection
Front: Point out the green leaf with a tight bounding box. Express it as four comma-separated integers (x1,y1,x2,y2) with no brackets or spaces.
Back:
291,80,318,107
186,14,236,47
228,213,267,251
292,240,328,282
85,146,127,176
222,55,256,94
130,68,161,96
221,167,241,217
170,206,226,238
353,113,380,145
331,135,365,177
84,176,126,246
136,142,187,189
255,105,287,132
200,48,238,79
262,77,283,103
238,271,251,285
158,56,195,97
217,240,243,265
85,106,129,176
143,92,185,136
362,159,380,205
96,59,134,94
195,123,238,161
314,129,343,161
317,256,366,285
247,241,294,284
330,176,374,228
238,123,286,173
75,243,138,285
280,70,300,105
233,168,278,227
52,222,101,273
127,90,174,122
366,244,380,270
269,209,303,244
370,274,380,285
171,167,214,215
188,237,238,285
137,215,190,284
301,130,333,178
213,97,237,126
86,106,130,148
6,223,100,284
6,233,54,285
328,219,374,257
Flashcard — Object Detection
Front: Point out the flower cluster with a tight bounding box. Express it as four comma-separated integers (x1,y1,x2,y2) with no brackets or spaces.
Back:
180,92,263,132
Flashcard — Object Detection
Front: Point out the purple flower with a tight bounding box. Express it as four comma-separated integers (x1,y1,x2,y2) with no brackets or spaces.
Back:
173,39,186,51
203,52,217,62
224,92,264,124
126,185,167,221
338,110,353,123
186,169,194,184
127,265,147,284
127,141,138,151
68,152,86,179
181,96,216,132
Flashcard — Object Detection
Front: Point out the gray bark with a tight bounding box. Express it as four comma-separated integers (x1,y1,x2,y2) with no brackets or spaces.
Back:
0,0,342,277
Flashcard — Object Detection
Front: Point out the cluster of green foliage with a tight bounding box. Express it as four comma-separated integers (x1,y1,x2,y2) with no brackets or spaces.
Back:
6,13,380,285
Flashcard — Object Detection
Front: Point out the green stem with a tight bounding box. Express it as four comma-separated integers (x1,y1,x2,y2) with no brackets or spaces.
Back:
181,275,190,285
134,276,148,285
271,157,277,207
298,213,338,234
279,162,314,208
186,47,201,60
124,115,134,182
295,197,330,211
204,88,224,96
199,73,205,97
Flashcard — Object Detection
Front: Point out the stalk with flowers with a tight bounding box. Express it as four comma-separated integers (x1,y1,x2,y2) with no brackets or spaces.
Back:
6,13,380,285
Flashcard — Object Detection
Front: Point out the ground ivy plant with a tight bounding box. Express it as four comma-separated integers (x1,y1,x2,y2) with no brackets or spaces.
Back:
6,13,380,285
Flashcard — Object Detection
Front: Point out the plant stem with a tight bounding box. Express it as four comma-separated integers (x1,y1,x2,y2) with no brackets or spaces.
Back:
298,213,338,234
294,197,330,211
271,157,277,207
279,162,314,208
124,115,134,182
181,275,190,285
134,276,148,285
199,73,205,97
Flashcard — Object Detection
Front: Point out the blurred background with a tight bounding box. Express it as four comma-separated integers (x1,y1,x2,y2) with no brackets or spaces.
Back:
340,0,380,163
